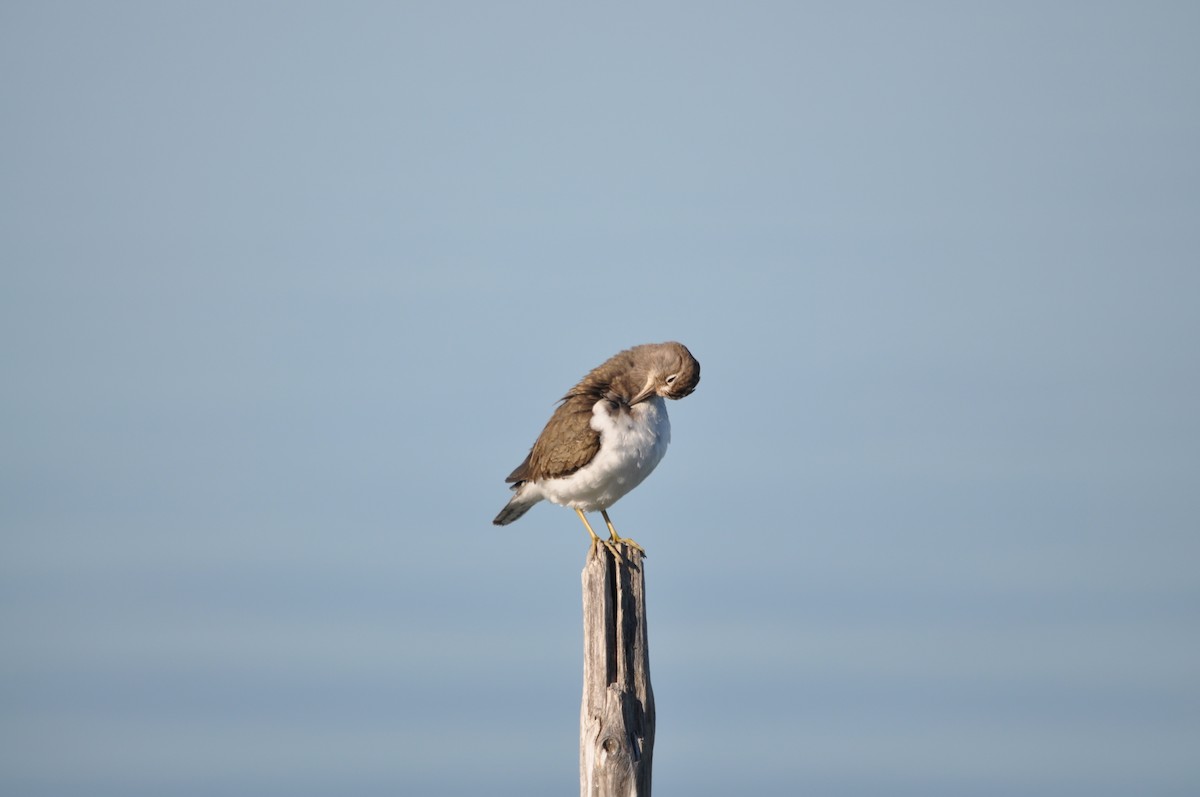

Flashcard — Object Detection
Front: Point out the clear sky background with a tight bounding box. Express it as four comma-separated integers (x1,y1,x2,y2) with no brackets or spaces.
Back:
2,2,1198,795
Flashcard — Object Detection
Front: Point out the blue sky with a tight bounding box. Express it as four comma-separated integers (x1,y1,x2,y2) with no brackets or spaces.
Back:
2,2,1198,795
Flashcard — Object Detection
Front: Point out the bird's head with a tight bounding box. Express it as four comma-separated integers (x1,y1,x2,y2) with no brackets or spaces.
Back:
627,341,701,405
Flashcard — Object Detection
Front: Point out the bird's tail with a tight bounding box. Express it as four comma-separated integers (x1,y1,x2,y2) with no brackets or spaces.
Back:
493,484,541,526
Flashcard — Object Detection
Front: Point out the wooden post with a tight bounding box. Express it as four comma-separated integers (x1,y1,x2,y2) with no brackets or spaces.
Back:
579,543,655,797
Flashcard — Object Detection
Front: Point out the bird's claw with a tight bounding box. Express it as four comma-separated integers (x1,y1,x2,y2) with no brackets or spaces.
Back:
610,535,646,557
589,535,623,560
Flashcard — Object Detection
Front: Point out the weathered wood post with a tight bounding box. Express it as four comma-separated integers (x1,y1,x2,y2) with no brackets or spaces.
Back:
579,543,655,797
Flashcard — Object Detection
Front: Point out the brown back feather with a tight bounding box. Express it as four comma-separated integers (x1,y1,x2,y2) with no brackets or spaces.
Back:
521,394,603,482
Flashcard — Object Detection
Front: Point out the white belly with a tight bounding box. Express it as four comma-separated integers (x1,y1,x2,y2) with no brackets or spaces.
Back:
539,396,671,512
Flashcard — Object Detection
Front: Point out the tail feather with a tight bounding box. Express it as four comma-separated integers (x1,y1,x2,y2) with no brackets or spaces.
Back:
493,484,540,526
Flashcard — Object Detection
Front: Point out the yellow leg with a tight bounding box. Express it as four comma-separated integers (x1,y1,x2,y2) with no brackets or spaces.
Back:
576,508,620,557
601,509,646,556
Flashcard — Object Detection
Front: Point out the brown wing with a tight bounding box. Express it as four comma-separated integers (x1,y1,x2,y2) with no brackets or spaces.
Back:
505,394,601,484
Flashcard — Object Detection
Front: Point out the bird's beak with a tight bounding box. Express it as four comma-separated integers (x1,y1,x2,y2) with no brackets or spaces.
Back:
630,384,657,405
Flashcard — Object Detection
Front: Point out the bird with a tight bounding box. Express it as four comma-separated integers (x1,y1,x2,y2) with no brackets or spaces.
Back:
493,341,700,555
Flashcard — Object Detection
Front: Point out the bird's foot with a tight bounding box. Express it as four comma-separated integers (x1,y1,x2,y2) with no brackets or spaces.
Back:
598,509,646,557
608,533,646,557
589,534,623,560
577,508,624,559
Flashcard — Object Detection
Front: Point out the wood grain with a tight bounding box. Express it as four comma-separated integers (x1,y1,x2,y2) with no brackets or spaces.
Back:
579,544,655,797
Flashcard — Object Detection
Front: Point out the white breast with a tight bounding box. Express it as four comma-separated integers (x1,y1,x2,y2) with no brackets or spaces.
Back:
537,396,671,512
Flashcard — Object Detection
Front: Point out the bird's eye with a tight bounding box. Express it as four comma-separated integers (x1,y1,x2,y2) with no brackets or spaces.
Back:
665,374,677,385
